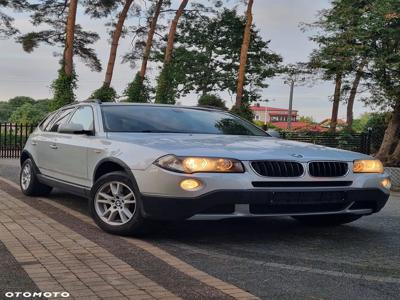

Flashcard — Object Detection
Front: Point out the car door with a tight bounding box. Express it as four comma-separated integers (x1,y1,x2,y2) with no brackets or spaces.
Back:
50,106,95,187
35,107,76,178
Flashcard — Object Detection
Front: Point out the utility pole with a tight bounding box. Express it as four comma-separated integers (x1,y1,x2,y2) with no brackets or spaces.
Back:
288,80,294,130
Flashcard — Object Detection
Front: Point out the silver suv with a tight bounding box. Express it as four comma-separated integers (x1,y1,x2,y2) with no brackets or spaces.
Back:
20,101,391,235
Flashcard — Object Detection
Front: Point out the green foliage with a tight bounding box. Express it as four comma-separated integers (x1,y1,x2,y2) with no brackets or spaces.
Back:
50,66,77,111
299,116,315,124
198,94,227,109
364,112,391,152
125,72,151,103
352,113,371,132
155,64,177,104
0,0,29,38
9,103,47,125
154,8,281,101
230,104,254,122
91,85,117,102
0,96,50,122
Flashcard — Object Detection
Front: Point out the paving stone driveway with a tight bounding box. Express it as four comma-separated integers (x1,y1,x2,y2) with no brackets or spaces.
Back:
0,176,258,300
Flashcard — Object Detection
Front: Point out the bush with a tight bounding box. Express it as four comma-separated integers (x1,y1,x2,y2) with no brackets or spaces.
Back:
198,94,227,109
125,72,151,103
91,85,117,102
51,67,77,111
230,104,254,122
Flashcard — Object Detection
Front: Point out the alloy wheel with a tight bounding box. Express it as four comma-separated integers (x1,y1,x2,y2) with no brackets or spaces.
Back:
21,164,32,191
94,181,137,226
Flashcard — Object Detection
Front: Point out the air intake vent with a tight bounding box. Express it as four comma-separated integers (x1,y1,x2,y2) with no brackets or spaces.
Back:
251,161,304,177
309,161,348,177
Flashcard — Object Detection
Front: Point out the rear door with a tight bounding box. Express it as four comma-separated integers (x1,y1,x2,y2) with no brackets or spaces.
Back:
35,107,76,177
50,106,95,187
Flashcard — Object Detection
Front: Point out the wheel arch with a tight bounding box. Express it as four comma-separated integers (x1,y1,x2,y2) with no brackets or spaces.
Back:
20,150,33,166
93,158,137,184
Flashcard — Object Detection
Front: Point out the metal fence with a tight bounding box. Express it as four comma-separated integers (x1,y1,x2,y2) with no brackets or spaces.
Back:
0,122,373,159
280,131,373,155
0,123,36,158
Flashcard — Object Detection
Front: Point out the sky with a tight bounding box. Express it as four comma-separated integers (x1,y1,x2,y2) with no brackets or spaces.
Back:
0,0,373,122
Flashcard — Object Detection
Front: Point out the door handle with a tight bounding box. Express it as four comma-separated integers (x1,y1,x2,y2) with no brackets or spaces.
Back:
31,140,38,146
49,144,58,149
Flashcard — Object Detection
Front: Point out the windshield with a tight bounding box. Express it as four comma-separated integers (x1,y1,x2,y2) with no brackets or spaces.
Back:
101,105,268,136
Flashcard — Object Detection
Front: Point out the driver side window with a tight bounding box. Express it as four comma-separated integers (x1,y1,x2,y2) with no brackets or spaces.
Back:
68,106,94,132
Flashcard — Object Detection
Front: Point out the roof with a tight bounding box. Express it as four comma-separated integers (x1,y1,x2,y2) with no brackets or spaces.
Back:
250,105,298,112
272,122,327,132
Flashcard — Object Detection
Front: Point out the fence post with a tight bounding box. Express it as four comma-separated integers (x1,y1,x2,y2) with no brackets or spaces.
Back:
366,127,372,155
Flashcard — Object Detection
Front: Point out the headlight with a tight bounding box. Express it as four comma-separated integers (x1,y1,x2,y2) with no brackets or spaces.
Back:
154,155,244,173
353,159,384,173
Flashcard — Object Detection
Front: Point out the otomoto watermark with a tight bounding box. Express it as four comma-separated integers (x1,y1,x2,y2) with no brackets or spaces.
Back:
4,291,70,298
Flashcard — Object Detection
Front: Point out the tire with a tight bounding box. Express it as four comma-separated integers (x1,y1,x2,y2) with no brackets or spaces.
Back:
20,158,53,196
89,171,149,236
292,214,363,227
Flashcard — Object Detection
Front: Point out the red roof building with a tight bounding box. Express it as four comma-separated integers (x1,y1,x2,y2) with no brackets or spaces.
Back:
250,105,298,123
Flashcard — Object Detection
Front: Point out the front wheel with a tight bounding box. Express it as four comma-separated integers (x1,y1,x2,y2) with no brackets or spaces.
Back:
89,171,148,236
292,214,363,227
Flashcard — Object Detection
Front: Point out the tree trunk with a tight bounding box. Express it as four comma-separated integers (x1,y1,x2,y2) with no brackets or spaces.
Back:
64,0,78,76
388,139,400,166
103,0,134,87
139,0,163,81
163,0,189,65
346,60,367,129
235,0,254,107
376,101,400,163
330,73,342,132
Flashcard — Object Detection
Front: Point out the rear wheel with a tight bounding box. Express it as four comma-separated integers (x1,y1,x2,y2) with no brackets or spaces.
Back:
292,214,363,226
20,159,53,196
90,171,148,236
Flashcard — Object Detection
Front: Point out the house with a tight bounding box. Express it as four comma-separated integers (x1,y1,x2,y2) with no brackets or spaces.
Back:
250,104,298,123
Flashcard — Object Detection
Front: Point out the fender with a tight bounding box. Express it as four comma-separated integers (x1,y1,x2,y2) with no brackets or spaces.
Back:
20,150,41,174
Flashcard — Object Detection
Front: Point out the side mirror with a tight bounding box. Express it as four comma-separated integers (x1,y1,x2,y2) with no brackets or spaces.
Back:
58,123,92,135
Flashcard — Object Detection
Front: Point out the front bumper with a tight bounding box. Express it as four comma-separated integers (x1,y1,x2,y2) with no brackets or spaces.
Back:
141,188,389,221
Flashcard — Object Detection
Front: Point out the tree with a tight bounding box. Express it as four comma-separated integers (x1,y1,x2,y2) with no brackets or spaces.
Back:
124,0,165,103
0,96,35,122
9,103,48,125
64,0,79,77
282,63,313,130
18,0,102,108
155,8,281,103
0,0,29,38
355,0,400,165
155,0,189,104
198,94,227,109
235,0,253,107
90,0,136,101
305,0,372,132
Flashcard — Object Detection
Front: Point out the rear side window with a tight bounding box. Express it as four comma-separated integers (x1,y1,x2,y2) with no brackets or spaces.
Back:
39,111,58,131
48,108,75,132
68,106,94,131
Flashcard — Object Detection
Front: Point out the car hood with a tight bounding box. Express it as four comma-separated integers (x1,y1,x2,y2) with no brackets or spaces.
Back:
107,133,370,162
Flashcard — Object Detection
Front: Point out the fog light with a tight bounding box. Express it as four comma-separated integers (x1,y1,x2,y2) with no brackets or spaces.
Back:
180,179,202,191
381,178,391,189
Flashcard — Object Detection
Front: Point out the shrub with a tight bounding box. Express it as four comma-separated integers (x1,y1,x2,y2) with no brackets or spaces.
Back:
155,64,176,104
198,94,227,109
125,72,151,103
91,85,117,102
230,104,254,122
50,67,77,110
